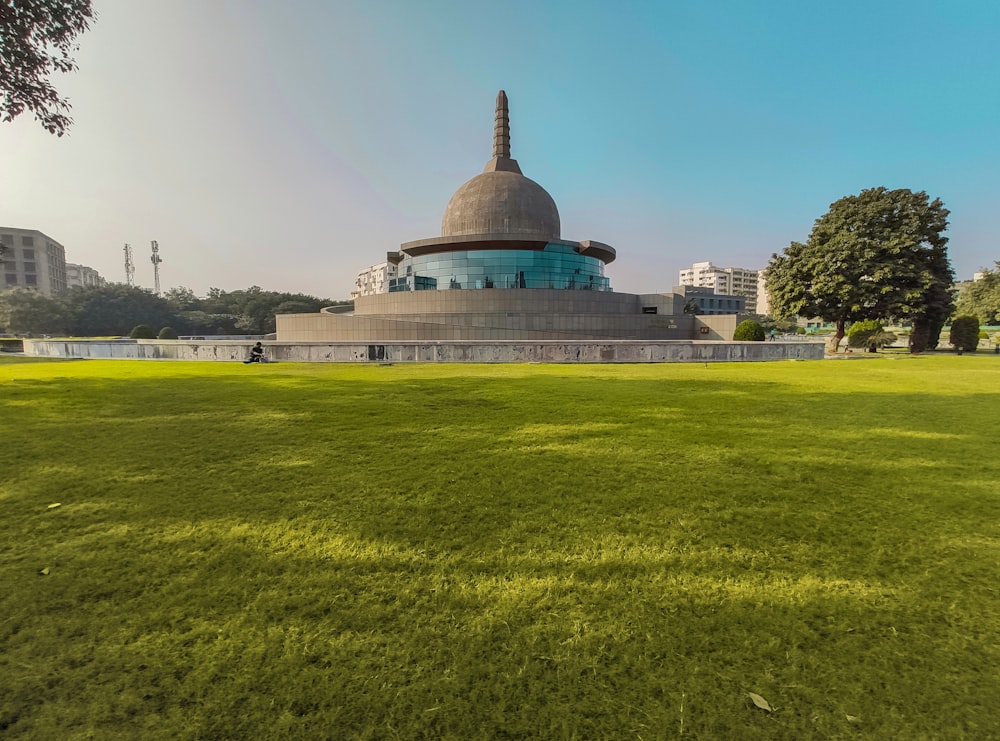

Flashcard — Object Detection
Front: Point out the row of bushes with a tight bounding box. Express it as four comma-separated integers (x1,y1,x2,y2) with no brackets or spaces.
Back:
129,325,178,340
735,317,989,353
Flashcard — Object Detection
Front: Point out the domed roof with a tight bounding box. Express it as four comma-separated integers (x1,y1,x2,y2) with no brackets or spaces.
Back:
440,90,560,241
441,170,560,239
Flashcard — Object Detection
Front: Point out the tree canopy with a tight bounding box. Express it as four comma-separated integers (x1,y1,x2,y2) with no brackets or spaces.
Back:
0,284,338,336
1,0,95,136
956,262,1000,325
766,187,953,351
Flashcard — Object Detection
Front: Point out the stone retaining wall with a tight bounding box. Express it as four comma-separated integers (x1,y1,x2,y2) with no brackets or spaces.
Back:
24,339,825,363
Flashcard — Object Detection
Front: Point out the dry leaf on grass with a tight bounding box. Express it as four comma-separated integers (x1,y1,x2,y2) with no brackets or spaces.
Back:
748,692,772,712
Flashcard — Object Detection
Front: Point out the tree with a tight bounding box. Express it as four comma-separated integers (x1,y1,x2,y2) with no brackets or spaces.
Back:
758,316,798,335
899,228,954,353
195,286,330,334
767,187,952,353
273,299,325,316
0,287,68,334
129,324,156,339
1,0,95,136
163,286,198,311
906,276,952,353
62,284,175,336
949,316,980,353
955,262,1000,325
733,319,765,341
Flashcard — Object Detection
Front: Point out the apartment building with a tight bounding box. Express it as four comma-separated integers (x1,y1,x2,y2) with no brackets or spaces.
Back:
1,227,68,296
352,260,399,299
66,262,106,289
678,261,761,314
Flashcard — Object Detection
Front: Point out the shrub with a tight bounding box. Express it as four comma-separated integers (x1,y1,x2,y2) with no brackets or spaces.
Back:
949,316,980,353
846,320,897,352
733,320,765,341
129,324,156,339
847,320,881,352
870,330,898,350
158,326,179,340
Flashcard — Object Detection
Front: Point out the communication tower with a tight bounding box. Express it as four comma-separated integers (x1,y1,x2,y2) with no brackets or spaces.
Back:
150,240,163,296
123,243,135,286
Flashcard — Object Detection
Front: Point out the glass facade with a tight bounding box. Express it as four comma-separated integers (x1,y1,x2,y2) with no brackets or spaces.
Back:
389,243,610,292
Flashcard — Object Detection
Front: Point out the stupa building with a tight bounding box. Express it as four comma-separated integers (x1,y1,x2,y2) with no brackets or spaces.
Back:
276,92,732,343
389,90,615,295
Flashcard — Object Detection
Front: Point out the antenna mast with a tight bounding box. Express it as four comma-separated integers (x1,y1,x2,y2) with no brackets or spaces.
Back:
124,243,135,286
150,240,162,295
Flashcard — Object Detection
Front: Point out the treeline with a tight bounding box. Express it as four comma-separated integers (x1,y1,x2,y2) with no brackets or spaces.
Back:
956,261,1000,325
0,284,346,337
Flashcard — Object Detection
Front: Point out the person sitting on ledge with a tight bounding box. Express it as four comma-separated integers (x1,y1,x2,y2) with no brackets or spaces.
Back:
244,342,265,364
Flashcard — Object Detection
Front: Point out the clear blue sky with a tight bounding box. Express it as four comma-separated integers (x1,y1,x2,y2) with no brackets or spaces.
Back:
3,0,998,299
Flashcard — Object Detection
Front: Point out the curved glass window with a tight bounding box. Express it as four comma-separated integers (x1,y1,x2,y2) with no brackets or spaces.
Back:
389,243,610,292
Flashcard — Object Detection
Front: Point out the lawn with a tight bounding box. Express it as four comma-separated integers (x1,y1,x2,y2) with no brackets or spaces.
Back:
1,356,998,739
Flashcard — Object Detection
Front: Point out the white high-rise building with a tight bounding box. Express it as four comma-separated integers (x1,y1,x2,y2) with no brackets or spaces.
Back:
352,261,399,299
678,261,761,314
66,263,106,289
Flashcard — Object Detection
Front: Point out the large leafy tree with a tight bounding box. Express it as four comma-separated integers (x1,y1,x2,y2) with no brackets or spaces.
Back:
0,287,69,333
956,262,1000,325
62,284,175,336
1,0,95,136
201,286,331,334
767,187,952,351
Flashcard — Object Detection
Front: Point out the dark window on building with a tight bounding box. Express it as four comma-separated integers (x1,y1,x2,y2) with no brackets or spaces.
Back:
25,274,37,285
24,262,36,273
1,234,12,246
22,236,34,246
23,249,35,260
642,306,658,314
5,274,17,285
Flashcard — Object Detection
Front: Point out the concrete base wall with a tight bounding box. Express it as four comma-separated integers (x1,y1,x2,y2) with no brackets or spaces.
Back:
276,307,739,343
276,290,739,343
23,339,825,363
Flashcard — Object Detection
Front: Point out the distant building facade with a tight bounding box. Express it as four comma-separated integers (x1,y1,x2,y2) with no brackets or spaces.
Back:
1,227,68,296
679,261,761,314
756,271,771,316
66,262,106,289
352,260,399,299
674,285,746,315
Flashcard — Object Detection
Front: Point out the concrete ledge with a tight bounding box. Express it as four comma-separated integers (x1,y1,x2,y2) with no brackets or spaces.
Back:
23,339,825,363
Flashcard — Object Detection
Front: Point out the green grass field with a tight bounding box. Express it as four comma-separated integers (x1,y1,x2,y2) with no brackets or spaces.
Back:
2,356,998,740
